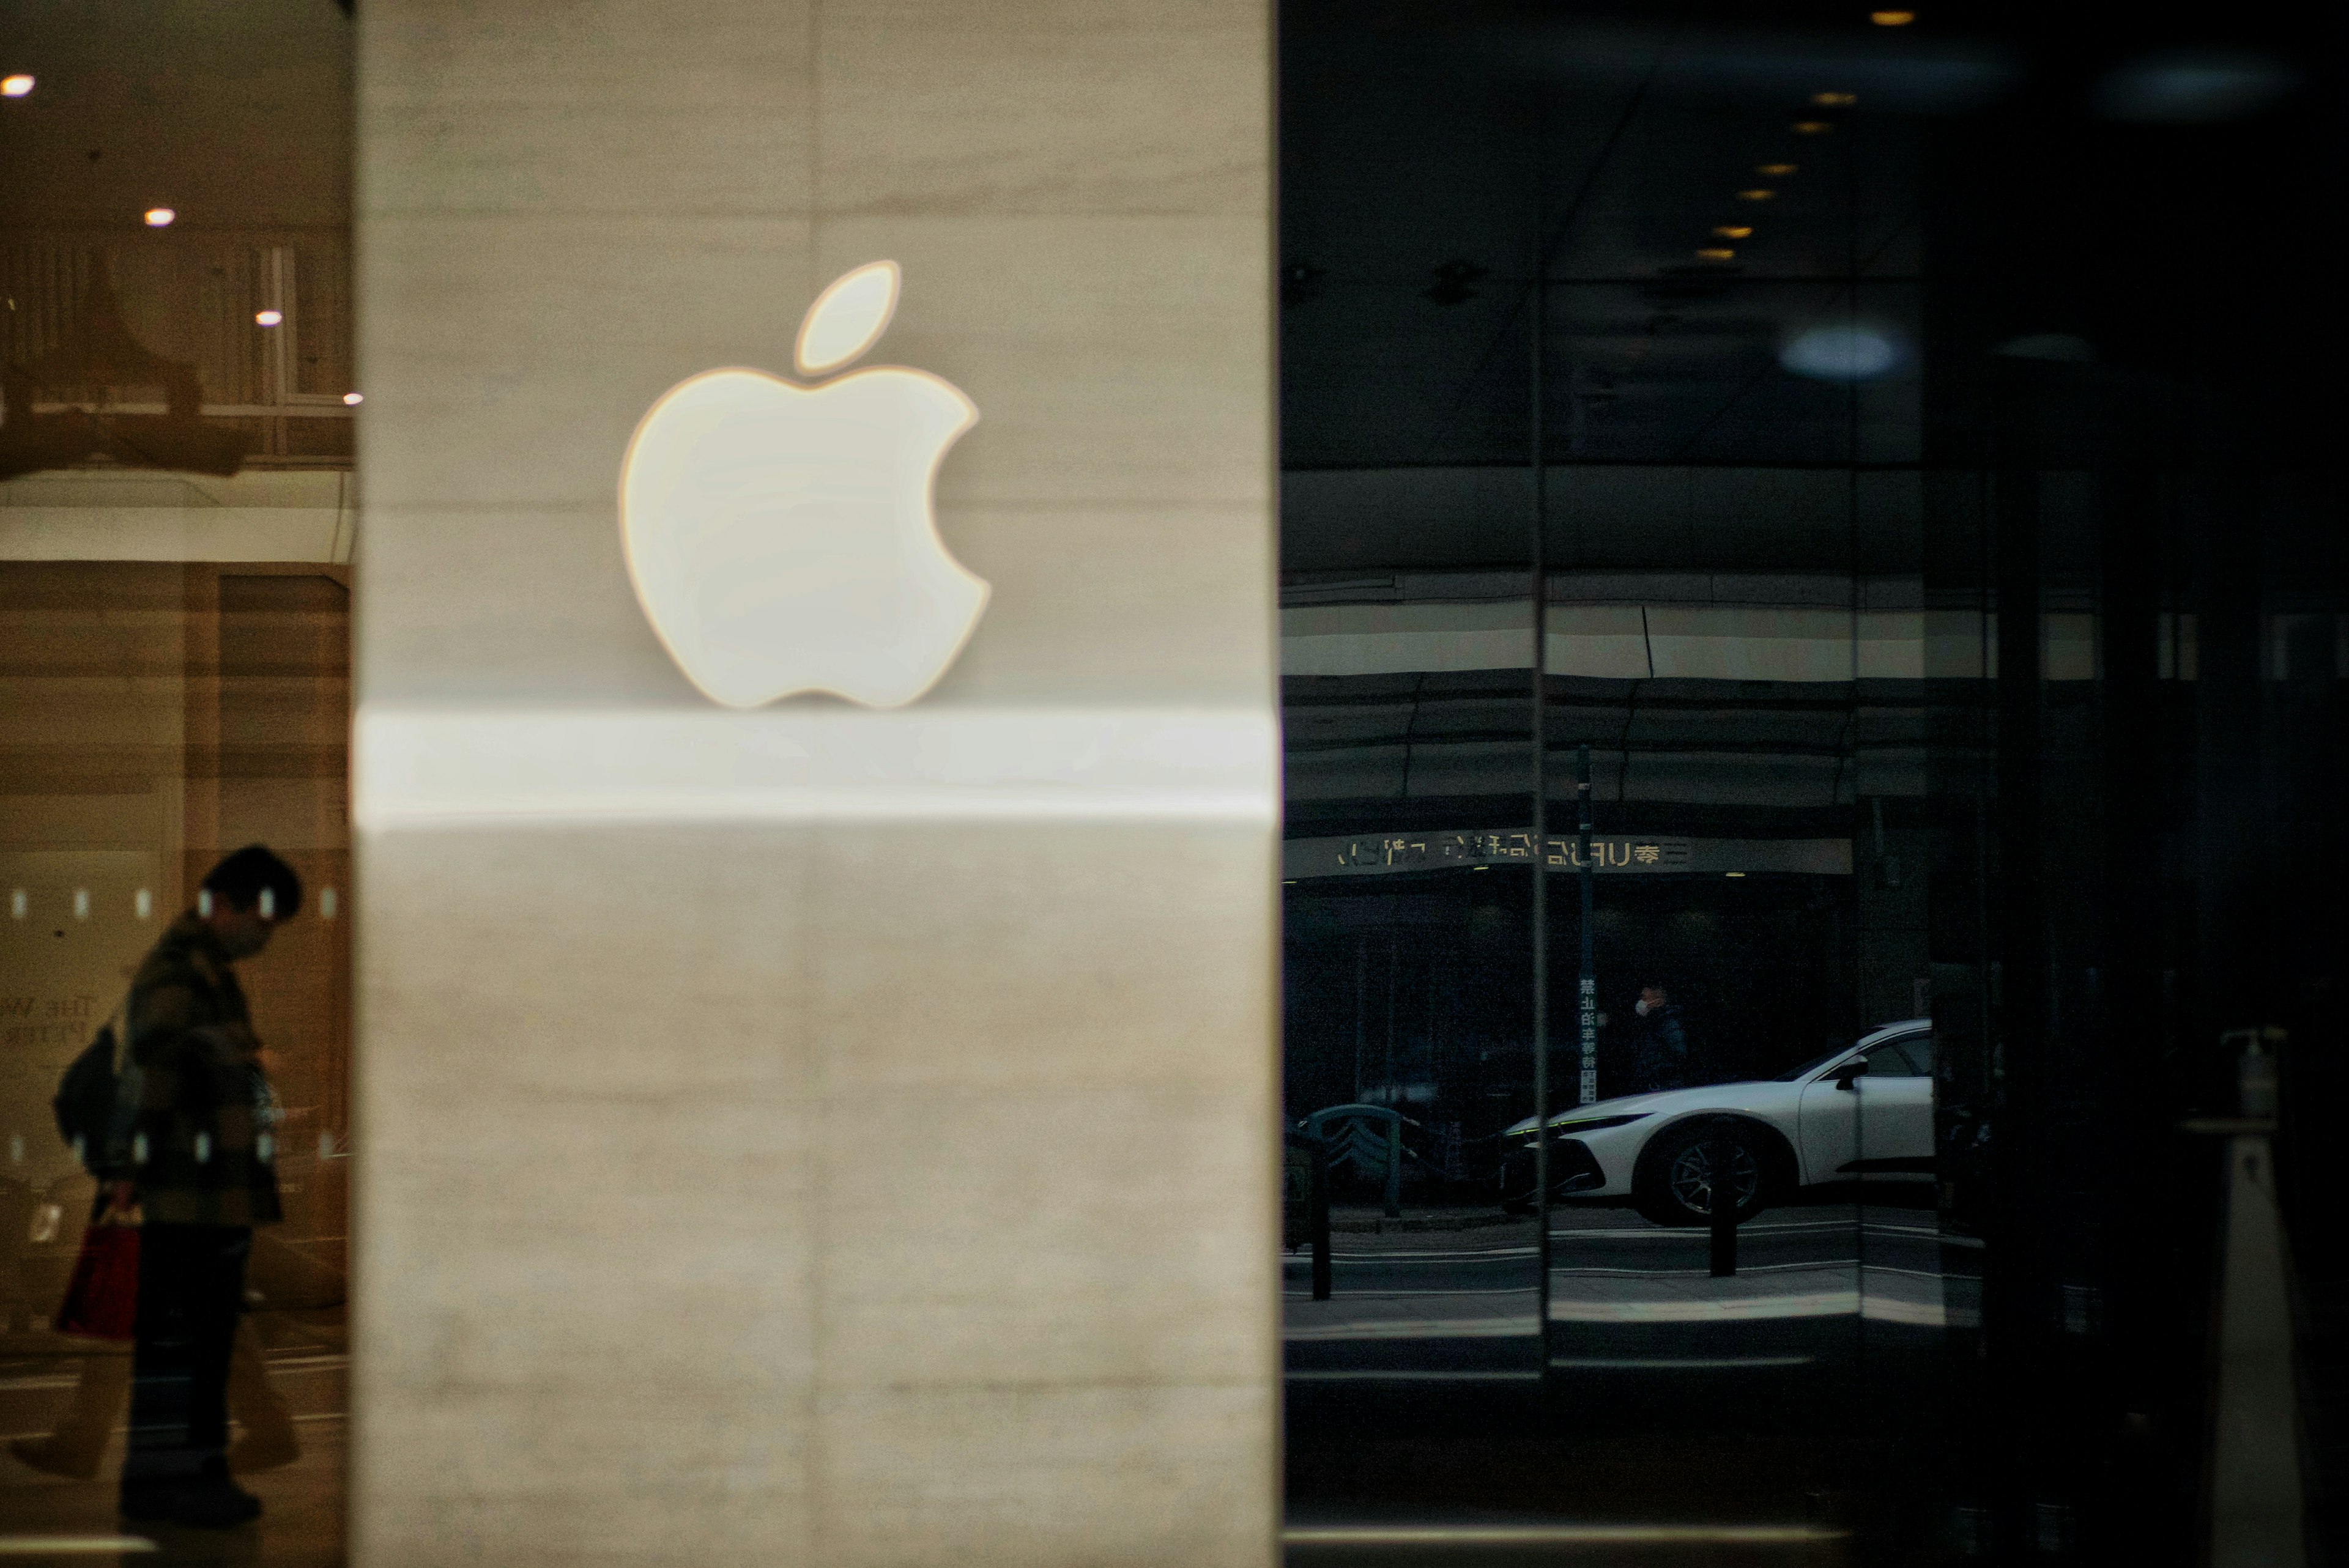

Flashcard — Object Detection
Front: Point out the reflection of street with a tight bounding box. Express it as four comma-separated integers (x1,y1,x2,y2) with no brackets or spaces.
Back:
1289,1204,1972,1374
1284,1201,1970,1557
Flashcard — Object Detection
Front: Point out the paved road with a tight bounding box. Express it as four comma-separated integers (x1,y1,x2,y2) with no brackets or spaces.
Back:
1285,1204,1979,1386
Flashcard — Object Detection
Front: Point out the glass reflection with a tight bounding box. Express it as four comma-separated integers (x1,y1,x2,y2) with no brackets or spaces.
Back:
2,0,352,1556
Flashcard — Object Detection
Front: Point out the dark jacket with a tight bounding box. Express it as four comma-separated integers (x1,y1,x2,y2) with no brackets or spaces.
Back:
1627,1003,1691,1094
124,914,282,1228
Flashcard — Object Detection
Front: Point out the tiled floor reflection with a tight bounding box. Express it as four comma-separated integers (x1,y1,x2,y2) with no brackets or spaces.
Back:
1285,1196,1964,1561
0,1316,346,1566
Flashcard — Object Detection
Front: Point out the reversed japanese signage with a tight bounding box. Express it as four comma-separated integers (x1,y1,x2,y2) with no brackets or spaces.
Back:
1282,830,1852,881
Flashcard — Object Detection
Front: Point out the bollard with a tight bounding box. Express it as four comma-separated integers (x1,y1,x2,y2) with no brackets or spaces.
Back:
1310,1133,1333,1301
1709,1117,1738,1278
1382,1118,1404,1219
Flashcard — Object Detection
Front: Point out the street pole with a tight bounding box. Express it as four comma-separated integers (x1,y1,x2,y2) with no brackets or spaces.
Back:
1578,744,1596,1107
1529,229,1552,1397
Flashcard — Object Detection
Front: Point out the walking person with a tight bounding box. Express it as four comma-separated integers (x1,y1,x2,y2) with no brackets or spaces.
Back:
1625,981,1692,1095
113,846,302,1528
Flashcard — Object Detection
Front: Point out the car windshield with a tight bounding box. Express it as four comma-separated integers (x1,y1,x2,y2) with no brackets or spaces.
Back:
1771,1046,1853,1082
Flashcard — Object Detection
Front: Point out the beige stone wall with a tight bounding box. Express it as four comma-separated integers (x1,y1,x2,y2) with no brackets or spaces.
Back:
352,4,1275,1566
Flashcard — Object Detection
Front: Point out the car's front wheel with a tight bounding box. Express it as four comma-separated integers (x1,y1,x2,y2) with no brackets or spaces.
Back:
1633,1119,1772,1226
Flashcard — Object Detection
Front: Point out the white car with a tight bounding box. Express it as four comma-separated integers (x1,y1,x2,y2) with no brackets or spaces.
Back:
1499,1018,1936,1226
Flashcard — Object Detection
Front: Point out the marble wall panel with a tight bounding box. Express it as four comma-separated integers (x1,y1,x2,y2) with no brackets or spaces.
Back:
814,0,1267,217
356,0,1276,1561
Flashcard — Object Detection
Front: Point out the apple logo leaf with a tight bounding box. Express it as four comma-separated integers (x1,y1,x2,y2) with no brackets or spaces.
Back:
795,261,900,377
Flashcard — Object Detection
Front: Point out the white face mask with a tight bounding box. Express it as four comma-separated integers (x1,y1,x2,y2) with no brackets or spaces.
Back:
1635,999,1650,1016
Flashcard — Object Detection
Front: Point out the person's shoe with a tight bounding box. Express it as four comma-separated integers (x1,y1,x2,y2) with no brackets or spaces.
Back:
227,1422,300,1474
121,1481,264,1528
9,1433,102,1480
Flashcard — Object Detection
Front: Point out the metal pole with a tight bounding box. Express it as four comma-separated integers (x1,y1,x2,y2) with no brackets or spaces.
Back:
1529,224,1553,1395
1310,1135,1332,1301
1382,1117,1404,1219
1578,744,1596,1107
1709,1116,1739,1277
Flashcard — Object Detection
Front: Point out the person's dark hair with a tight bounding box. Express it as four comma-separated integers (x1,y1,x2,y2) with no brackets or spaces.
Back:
201,844,303,920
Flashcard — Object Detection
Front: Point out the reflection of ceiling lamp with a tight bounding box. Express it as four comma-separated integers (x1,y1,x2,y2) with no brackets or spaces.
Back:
2093,51,2297,122
1871,9,1916,23
1736,188,1777,202
1792,120,1833,134
1713,225,1753,240
1811,91,1858,107
1696,247,1735,262
143,207,175,227
255,309,284,327
1756,163,1797,176
344,391,364,405
1,74,34,97
1781,325,1901,379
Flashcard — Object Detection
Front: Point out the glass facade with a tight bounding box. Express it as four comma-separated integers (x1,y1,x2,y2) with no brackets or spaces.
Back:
1280,3,2341,1562
2,0,353,1554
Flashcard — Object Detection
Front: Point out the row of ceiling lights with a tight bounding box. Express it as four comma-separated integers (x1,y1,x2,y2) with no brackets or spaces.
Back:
0,67,363,404
1688,9,1912,265
1691,89,1860,264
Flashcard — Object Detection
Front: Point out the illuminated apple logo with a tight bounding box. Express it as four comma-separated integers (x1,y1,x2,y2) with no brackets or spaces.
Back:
618,261,986,709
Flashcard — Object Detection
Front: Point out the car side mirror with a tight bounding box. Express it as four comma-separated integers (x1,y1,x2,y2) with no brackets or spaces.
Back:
1831,1061,1866,1092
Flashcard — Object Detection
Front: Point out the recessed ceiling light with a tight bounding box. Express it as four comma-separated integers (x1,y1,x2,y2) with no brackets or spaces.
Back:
1696,247,1736,261
1,74,33,98
1813,91,1858,107
255,309,283,327
1713,225,1754,240
143,207,175,227
1792,120,1835,134
1736,188,1777,202
343,391,363,405
1757,163,1798,176
1871,9,1917,24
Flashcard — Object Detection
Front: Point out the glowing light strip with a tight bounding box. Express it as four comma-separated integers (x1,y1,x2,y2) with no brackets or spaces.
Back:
1284,1524,1849,1545
0,1539,158,1556
354,706,1279,829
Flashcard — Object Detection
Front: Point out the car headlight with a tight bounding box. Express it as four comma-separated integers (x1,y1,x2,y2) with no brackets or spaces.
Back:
1523,1113,1650,1144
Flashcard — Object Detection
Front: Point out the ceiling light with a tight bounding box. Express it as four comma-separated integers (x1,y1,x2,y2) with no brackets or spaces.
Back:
1736,189,1776,202
143,207,175,227
1757,163,1797,176
1792,120,1834,134
1782,324,1901,380
1812,91,1858,107
1713,226,1753,240
1726,871,1746,878
255,309,283,327
1696,247,1735,261
2093,51,2299,123
1,75,33,98
1871,9,1916,23
343,391,363,405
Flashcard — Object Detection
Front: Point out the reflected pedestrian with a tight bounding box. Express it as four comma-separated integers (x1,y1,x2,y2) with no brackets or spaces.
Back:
9,1315,298,1480
1627,981,1691,1094
114,846,300,1529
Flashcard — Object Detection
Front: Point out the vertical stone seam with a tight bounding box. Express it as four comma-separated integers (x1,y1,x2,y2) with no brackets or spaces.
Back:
800,17,827,1565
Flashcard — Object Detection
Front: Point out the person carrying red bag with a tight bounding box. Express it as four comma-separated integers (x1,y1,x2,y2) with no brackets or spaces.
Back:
109,846,303,1529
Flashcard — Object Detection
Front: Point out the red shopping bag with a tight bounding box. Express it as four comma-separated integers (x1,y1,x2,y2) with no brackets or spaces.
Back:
54,1216,140,1342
